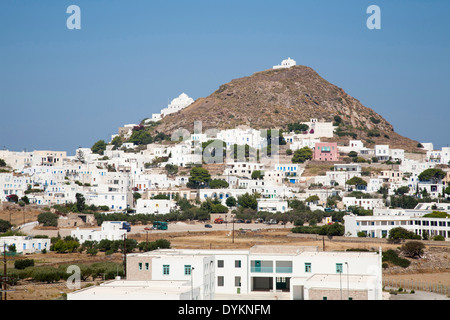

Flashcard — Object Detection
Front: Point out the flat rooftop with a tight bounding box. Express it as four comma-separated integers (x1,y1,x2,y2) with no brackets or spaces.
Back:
67,280,193,299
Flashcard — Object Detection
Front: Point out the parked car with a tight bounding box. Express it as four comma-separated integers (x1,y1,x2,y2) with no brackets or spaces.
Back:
205,224,212,228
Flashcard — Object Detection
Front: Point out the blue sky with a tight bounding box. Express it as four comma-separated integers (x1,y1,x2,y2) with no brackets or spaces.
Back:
1,0,449,155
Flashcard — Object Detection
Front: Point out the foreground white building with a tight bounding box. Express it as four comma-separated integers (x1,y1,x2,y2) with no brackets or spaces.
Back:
67,245,383,300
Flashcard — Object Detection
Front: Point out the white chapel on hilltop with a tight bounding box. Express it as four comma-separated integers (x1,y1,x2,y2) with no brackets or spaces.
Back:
273,57,296,69
147,93,194,123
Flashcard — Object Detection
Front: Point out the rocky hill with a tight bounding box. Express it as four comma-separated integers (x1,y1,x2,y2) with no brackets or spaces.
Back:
154,65,422,152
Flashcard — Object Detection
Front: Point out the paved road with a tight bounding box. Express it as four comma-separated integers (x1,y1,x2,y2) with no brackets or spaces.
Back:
384,287,450,300
21,221,292,238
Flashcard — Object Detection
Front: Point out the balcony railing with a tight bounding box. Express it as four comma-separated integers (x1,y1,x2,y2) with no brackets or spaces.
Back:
275,267,293,273
250,267,273,273
250,266,293,273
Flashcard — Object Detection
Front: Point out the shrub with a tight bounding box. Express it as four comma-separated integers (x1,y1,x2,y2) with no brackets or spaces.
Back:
31,267,64,283
14,259,35,270
0,219,12,232
357,231,367,237
400,241,425,258
382,249,410,268
388,227,421,242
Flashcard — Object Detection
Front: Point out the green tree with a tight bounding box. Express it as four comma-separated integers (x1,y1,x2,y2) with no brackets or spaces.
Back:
111,136,123,149
423,211,450,218
165,164,178,175
133,192,142,201
75,193,86,212
128,130,153,145
237,193,258,210
209,179,229,189
251,170,264,180
346,176,367,186
418,168,446,182
37,212,58,227
91,140,107,155
187,167,211,189
394,186,410,196
390,195,418,209
291,147,313,163
225,196,237,208
287,122,309,133
388,227,421,242
305,195,320,203
444,186,450,198
211,203,229,213
0,159,6,167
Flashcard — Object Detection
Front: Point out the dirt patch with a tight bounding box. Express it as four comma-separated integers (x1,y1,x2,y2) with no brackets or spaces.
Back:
0,206,43,227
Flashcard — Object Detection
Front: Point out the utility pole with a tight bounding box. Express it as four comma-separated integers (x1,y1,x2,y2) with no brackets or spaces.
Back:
232,217,235,244
123,234,127,279
2,243,7,301
345,262,349,300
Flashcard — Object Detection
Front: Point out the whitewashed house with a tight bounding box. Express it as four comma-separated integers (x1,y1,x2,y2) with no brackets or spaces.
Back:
71,221,129,244
0,236,51,254
343,197,385,211
257,198,289,212
135,198,176,214
273,57,296,69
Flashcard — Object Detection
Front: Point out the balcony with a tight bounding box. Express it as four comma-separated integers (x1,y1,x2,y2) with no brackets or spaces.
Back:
250,266,273,273
250,261,293,273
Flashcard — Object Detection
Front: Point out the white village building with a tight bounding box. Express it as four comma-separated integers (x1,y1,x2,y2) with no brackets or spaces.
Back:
273,57,296,69
147,93,194,123
71,221,130,244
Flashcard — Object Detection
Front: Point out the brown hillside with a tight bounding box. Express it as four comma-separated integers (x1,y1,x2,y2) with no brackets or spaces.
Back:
154,65,422,152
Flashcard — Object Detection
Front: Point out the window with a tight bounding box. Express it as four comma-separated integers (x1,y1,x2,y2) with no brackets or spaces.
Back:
218,276,224,287
163,265,170,275
305,263,312,273
184,265,192,275
235,260,241,268
336,263,343,274
235,276,241,287
145,263,149,271
218,260,224,268
138,263,143,271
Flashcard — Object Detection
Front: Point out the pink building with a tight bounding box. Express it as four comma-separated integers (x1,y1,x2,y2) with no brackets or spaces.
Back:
313,142,338,161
